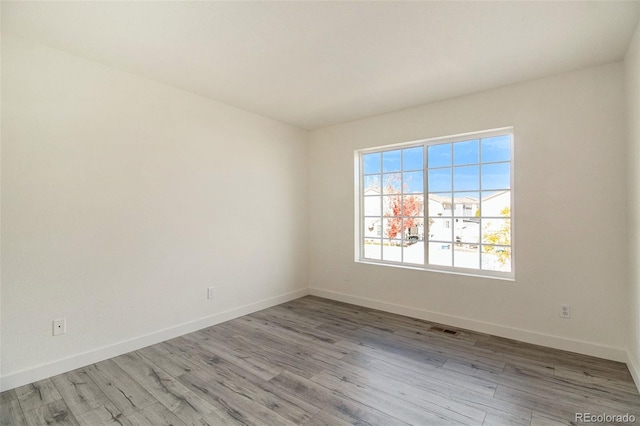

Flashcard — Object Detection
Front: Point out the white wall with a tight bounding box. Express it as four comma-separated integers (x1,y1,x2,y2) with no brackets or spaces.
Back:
627,21,640,383
0,35,308,390
309,62,628,360
1,27,636,393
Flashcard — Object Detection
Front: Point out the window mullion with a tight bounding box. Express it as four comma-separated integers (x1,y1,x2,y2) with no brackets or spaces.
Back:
478,141,483,270
450,157,454,268
379,172,383,260
360,156,364,260
424,143,428,267
400,152,404,263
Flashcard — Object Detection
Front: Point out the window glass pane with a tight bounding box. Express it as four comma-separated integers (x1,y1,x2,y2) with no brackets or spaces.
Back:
454,165,479,191
481,135,511,163
383,173,401,194
382,150,402,173
402,195,424,217
403,240,424,265
428,218,452,241
481,163,510,190
364,239,382,260
454,139,479,166
428,144,452,168
364,196,381,216
481,191,510,217
455,245,480,269
363,153,381,174
382,240,402,262
482,246,511,272
453,192,479,217
481,219,511,245
403,146,423,171
428,193,452,217
429,242,452,266
428,169,452,192
403,171,423,193
364,175,380,193
454,218,480,244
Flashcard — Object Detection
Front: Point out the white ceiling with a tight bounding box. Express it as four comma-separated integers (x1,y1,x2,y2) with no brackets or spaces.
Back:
3,1,640,130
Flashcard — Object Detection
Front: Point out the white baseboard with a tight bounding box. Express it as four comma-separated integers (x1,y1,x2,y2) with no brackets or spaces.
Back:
627,350,640,392
0,288,309,392
3,287,632,393
309,288,627,363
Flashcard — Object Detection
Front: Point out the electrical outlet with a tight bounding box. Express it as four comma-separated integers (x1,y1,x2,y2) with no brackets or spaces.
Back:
343,270,350,281
208,287,216,299
560,304,571,319
53,318,66,336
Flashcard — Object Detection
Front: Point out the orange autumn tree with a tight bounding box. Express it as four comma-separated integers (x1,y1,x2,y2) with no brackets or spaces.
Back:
384,174,423,240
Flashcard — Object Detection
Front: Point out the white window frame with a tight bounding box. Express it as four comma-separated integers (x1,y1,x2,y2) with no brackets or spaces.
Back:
354,127,515,280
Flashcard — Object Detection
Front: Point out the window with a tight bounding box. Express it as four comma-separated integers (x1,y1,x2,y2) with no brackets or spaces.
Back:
357,128,513,279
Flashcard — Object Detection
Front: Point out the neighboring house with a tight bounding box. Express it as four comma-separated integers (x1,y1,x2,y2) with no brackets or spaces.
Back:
481,190,510,217
363,187,384,239
428,194,478,243
363,187,509,244
429,191,510,244
429,193,479,217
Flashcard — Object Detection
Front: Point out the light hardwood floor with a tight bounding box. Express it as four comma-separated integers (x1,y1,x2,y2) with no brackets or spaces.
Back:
2,296,640,425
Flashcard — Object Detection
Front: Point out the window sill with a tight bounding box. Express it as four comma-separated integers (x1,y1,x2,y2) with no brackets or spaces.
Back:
355,259,515,281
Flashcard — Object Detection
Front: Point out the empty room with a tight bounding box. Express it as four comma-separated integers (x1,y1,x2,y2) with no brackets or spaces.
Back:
2,1,640,425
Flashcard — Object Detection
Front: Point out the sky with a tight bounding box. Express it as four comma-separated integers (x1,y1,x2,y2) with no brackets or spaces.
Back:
363,135,511,196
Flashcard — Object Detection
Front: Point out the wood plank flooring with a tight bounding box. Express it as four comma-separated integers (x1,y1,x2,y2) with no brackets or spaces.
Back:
2,296,640,425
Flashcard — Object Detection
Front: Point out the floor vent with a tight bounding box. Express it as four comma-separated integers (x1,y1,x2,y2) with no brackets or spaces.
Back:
430,326,460,336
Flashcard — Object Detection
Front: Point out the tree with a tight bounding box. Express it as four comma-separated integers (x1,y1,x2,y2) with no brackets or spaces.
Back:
482,207,510,264
383,175,423,240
